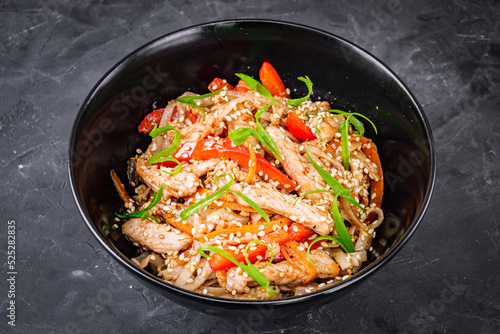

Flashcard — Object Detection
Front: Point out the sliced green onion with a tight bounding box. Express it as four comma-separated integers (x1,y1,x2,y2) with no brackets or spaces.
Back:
148,124,171,138
115,183,165,220
198,245,275,295
287,76,313,107
313,110,377,170
305,143,365,213
255,105,281,161
147,127,181,165
145,215,160,224
306,235,354,267
227,104,282,161
175,86,226,119
254,104,271,122
180,173,234,220
293,189,335,206
293,189,355,254
228,190,270,225
228,127,266,146
326,109,378,136
157,157,182,175
255,121,282,162
330,193,354,252
235,73,274,104
340,116,351,170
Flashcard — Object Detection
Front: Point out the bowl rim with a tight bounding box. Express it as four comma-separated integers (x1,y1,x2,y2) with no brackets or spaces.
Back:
68,18,436,306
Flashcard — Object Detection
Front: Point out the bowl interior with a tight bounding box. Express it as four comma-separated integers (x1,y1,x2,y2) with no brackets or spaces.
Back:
69,20,434,305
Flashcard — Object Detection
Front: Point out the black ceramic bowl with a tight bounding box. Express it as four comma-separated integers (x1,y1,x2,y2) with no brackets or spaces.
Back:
69,20,435,315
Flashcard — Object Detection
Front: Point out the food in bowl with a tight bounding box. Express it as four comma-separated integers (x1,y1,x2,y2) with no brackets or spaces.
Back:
112,61,384,299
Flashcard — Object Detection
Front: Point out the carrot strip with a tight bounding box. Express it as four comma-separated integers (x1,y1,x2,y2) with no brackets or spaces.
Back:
245,139,257,184
164,214,193,236
282,240,316,284
197,217,292,242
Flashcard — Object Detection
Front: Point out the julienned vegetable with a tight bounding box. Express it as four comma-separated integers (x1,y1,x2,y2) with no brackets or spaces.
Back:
115,60,383,299
305,143,365,213
259,61,288,98
146,126,181,165
175,86,226,119
160,137,296,190
199,242,276,296
228,104,283,162
287,76,313,107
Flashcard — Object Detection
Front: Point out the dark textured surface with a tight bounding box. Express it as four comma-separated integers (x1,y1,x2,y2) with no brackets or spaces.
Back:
0,0,499,333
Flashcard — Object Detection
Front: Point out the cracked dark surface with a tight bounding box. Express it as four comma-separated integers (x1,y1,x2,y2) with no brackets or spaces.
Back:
1,0,499,333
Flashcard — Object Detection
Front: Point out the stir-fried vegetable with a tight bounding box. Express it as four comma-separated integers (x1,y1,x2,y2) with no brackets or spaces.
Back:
287,76,313,107
207,229,290,271
286,112,316,141
138,108,165,134
118,60,385,299
199,243,276,296
175,86,226,119
259,61,288,98
161,138,295,190
115,183,164,221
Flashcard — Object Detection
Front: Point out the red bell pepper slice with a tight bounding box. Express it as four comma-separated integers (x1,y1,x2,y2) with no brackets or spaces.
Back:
259,62,289,98
138,108,165,133
286,112,316,141
209,229,291,271
288,222,316,241
161,138,296,190
208,78,234,92
235,79,250,93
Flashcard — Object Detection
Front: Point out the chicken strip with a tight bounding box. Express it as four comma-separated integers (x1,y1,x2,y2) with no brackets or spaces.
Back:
135,157,219,199
230,182,333,236
122,218,192,253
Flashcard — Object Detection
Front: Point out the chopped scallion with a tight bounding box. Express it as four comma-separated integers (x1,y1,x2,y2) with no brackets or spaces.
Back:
175,86,226,120
287,76,313,107
305,143,365,213
198,243,275,295
147,127,181,165
115,183,165,220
